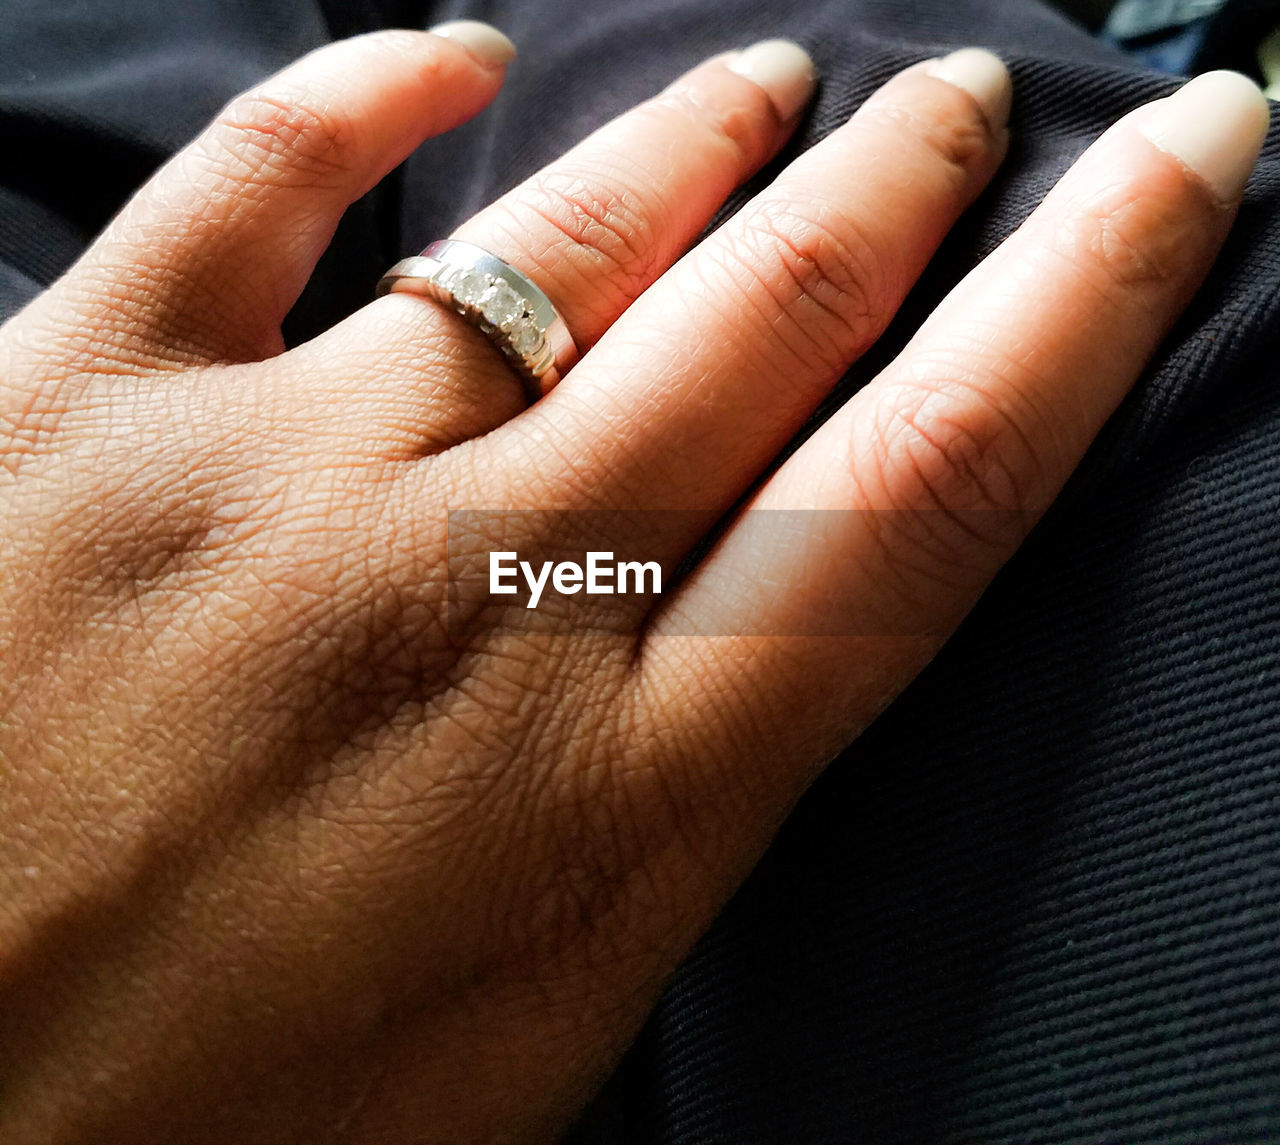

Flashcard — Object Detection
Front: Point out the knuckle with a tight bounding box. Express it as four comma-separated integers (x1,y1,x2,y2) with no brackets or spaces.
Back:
863,368,1050,526
865,98,992,194
848,374,1049,601
646,86,757,169
209,89,357,191
1063,178,1201,299
730,196,893,362
512,165,666,299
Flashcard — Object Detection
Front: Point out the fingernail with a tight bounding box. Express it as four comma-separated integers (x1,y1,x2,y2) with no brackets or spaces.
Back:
428,20,517,68
728,39,818,122
1135,70,1270,203
926,48,1012,133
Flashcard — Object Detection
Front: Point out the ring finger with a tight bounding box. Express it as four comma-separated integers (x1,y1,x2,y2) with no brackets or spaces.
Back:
291,40,818,450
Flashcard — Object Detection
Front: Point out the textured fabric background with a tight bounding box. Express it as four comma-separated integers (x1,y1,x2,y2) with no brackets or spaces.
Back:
3,0,1280,1141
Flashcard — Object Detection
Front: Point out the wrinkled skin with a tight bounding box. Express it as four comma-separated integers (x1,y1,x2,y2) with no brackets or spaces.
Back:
0,28,1258,1145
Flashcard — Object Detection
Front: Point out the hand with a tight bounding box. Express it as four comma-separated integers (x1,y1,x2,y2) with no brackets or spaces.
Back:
0,22,1267,1143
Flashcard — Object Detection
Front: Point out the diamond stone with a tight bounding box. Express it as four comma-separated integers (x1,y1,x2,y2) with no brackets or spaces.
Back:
479,280,523,326
510,320,543,356
431,259,547,363
441,266,490,303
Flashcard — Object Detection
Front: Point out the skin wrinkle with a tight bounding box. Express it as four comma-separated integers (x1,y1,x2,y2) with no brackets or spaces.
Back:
58,260,277,369
687,243,829,370
906,319,1091,461
627,641,812,863
447,53,786,370
842,494,1023,617
86,172,301,358
731,200,890,367
891,358,1066,504
595,732,724,922
20,451,235,604
863,91,996,195
3,483,450,951
518,166,663,295
1045,202,1191,327
58,34,504,375
365,689,557,956
530,729,690,978
288,305,527,457
0,338,200,481
0,26,1262,1143
871,379,1048,523
498,70,1008,569
0,502,222,703
652,80,768,168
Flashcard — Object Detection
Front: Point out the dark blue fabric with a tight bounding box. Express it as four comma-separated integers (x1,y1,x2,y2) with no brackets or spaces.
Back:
4,1,1280,1141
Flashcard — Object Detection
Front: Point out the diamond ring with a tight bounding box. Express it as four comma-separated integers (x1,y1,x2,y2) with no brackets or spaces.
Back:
376,240,578,400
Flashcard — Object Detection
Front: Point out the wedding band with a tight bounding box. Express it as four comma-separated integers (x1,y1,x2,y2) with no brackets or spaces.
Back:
376,240,577,399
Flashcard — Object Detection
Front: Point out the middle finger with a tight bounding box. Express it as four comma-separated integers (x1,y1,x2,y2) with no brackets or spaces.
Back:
468,50,1011,548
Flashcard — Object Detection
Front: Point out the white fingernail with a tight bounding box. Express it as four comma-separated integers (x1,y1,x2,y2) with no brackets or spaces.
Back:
927,48,1012,133
728,39,818,122
428,20,517,69
1135,70,1270,203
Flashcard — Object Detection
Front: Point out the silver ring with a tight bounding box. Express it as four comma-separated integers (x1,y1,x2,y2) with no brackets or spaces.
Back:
376,240,577,399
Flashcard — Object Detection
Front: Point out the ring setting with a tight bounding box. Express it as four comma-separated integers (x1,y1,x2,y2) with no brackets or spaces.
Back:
377,240,577,399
